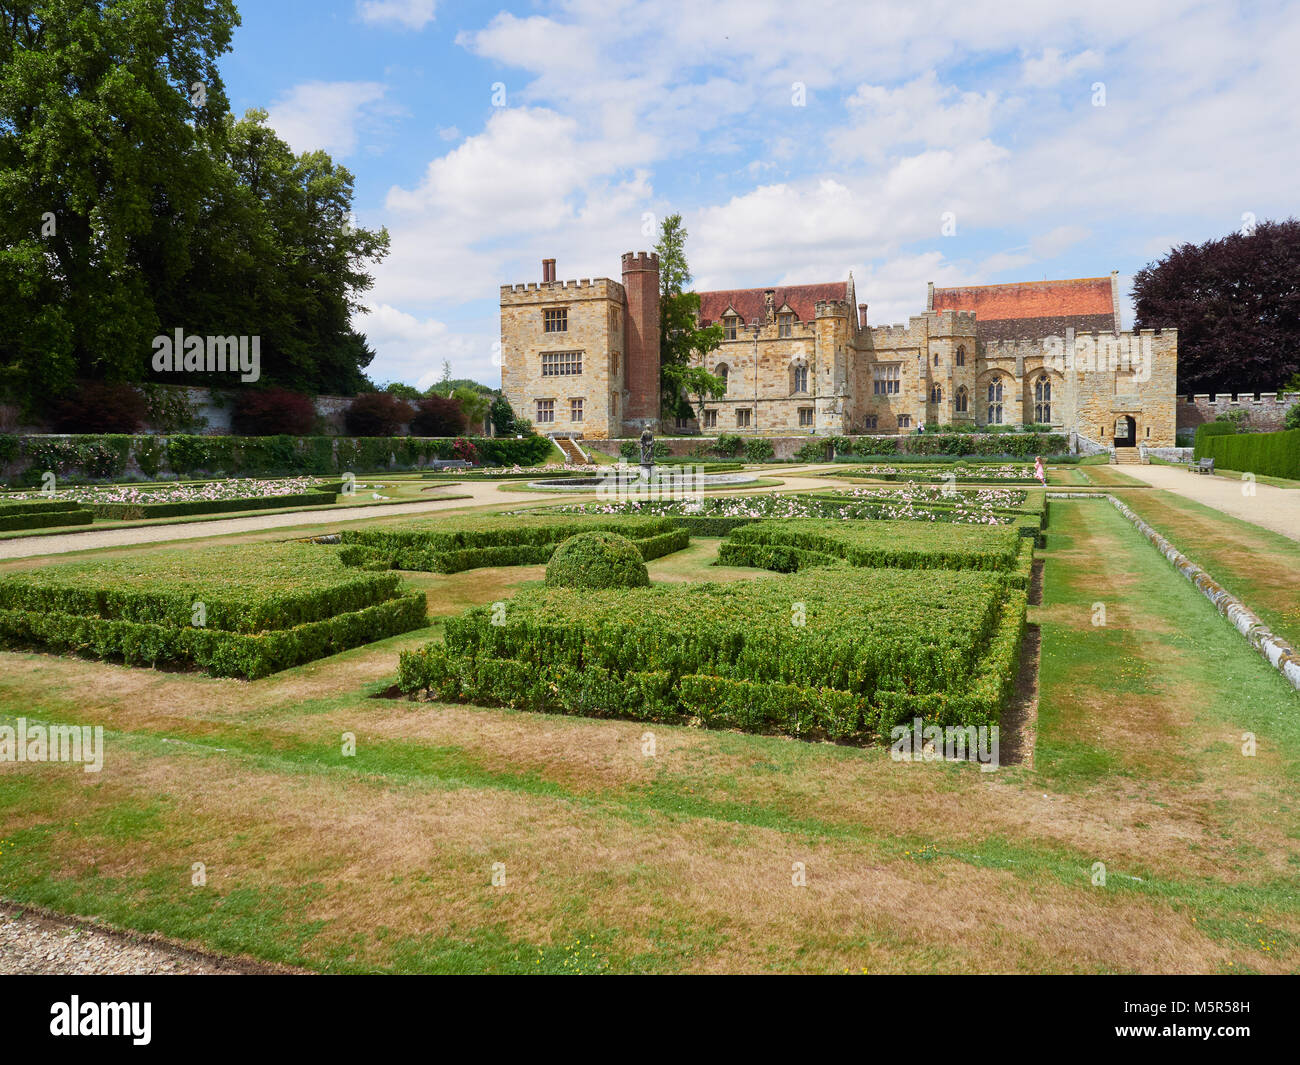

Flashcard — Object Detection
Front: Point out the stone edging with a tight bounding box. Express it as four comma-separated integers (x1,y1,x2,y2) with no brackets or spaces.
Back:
1102,494,1300,692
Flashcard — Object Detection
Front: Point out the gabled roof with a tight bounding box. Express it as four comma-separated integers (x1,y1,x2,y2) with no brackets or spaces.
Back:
698,281,849,326
931,276,1119,340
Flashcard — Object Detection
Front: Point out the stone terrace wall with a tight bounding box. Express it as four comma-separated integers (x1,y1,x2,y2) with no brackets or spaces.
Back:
1177,392,1299,432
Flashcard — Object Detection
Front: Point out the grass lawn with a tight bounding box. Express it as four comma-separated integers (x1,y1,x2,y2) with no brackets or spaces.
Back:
1112,489,1300,650
0,496,1297,973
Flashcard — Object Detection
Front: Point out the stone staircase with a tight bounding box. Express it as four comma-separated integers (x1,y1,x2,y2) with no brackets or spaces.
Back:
552,436,587,464
1114,448,1141,464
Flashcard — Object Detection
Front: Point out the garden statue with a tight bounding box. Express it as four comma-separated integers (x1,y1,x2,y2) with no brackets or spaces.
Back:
639,426,655,471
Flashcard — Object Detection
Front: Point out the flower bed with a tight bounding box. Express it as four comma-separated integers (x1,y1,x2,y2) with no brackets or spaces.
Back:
1,477,339,520
555,491,1042,537
827,464,1043,484
0,544,427,678
338,512,689,573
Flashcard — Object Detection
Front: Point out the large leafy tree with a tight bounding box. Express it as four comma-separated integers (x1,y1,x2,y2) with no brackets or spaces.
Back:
654,214,724,421
0,0,238,407
0,1,388,415
1132,218,1300,394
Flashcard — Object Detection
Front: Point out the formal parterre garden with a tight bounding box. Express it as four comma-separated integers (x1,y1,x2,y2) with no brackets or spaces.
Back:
3,471,1300,974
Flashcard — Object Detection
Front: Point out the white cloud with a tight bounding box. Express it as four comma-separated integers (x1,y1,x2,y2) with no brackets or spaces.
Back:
1021,47,1103,87
357,0,436,30
357,303,494,388
266,81,387,157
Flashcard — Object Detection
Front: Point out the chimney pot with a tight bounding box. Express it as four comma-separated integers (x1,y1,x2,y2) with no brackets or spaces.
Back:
542,258,556,283
858,303,869,328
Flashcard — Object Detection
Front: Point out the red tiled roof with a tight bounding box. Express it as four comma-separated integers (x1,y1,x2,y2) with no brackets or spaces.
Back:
931,277,1115,324
697,282,848,326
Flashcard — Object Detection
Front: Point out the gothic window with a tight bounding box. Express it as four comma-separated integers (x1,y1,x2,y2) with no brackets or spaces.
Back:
873,364,900,395
956,345,966,367
930,384,942,404
934,353,940,367
898,414,912,429
862,415,878,430
987,378,1004,425
716,364,729,394
1034,375,1052,423
792,362,809,394
956,386,968,413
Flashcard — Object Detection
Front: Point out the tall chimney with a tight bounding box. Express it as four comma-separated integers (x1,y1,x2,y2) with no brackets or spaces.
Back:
542,258,556,283
858,303,868,329
621,251,661,432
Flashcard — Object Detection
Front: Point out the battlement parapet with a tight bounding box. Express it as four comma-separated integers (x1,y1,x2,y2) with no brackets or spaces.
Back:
500,277,625,303
621,251,659,271
927,309,978,335
814,299,849,318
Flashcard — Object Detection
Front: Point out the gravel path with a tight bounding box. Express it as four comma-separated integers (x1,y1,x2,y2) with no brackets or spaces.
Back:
0,903,282,974
0,471,843,559
1112,463,1300,541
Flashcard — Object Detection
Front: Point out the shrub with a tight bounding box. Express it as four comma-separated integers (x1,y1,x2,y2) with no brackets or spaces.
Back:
411,396,467,437
344,392,414,437
545,531,650,590
49,382,147,434
338,513,687,573
1193,420,1237,458
744,437,775,462
1284,403,1300,431
397,565,1026,740
0,543,426,678
1199,427,1300,479
231,388,316,436
713,433,743,457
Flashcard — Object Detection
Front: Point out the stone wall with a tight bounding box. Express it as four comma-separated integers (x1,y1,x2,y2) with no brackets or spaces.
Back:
1176,391,1299,432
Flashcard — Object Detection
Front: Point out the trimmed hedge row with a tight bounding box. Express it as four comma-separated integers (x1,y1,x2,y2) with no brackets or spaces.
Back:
1198,428,1300,480
86,490,337,521
397,565,1023,740
0,546,410,633
2,432,555,484
0,507,94,532
716,519,1023,574
0,544,428,678
0,591,427,679
338,514,688,573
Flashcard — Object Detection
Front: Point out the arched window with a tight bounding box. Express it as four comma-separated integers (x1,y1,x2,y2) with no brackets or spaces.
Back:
956,345,966,367
955,386,968,413
930,383,942,404
987,378,1004,425
716,364,729,394
791,362,809,394
934,353,940,366
1034,375,1052,423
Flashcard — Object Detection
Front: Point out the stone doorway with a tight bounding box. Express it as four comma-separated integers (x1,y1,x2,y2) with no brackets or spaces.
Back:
1114,415,1137,448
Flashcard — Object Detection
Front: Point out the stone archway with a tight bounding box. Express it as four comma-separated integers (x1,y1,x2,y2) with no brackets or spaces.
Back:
1114,415,1137,448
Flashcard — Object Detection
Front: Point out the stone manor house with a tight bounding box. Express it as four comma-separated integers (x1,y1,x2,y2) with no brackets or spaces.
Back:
500,253,1179,448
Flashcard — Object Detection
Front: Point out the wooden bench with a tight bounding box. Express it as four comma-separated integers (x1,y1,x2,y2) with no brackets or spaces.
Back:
1188,457,1215,475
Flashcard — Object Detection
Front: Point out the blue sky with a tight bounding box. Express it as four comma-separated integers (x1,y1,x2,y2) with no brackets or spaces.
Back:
216,0,1300,389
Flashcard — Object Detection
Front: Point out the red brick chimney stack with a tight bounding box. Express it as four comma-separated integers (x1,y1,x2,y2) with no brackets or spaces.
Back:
621,251,661,431
859,303,868,329
542,258,556,284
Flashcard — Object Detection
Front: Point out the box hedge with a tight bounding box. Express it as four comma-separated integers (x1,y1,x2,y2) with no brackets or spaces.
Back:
1198,427,1300,479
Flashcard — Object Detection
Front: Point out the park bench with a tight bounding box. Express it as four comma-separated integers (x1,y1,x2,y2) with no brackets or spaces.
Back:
429,459,473,470
1188,457,1214,475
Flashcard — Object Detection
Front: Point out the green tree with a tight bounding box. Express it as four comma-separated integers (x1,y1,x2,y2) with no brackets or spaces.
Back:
0,0,239,410
653,214,724,421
